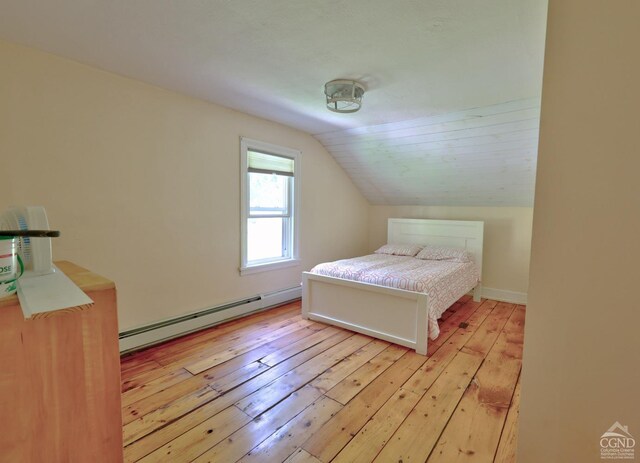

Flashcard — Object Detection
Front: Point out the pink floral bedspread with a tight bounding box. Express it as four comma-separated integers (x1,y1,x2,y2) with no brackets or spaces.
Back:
310,254,480,340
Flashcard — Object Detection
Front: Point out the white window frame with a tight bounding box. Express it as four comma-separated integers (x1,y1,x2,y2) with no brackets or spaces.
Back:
240,137,301,275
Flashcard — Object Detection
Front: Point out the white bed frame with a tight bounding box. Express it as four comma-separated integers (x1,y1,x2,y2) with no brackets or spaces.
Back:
302,218,484,355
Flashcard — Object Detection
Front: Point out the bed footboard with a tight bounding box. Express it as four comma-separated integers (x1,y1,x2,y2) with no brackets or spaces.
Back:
473,284,482,302
302,272,430,355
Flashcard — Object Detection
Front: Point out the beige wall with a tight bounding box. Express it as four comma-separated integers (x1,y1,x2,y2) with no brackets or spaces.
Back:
369,206,533,297
0,39,537,334
518,1,640,462
0,41,369,330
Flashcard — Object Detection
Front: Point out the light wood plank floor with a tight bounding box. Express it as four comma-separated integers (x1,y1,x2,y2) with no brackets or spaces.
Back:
120,296,525,463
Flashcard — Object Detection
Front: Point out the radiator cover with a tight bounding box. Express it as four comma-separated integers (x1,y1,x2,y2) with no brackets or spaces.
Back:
119,285,301,353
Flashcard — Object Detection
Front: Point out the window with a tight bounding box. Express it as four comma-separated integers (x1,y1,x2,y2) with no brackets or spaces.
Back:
240,137,300,274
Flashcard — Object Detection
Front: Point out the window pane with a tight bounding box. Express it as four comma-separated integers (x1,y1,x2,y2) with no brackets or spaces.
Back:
247,217,287,262
249,172,289,216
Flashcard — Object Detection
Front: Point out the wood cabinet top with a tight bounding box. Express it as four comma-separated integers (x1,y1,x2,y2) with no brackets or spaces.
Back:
0,260,114,308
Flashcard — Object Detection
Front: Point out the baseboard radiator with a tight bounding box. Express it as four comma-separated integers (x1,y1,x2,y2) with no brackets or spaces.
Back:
119,285,302,353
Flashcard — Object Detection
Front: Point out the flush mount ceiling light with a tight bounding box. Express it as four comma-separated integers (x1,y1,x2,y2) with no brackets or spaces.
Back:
324,79,365,113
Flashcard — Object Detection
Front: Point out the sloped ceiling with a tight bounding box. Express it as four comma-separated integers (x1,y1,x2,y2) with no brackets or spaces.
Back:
0,0,547,206
316,98,540,206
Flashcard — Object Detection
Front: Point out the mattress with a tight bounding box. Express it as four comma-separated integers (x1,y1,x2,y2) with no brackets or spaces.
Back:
310,254,480,340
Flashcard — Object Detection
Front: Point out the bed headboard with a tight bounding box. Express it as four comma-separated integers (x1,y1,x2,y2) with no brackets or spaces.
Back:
387,218,484,278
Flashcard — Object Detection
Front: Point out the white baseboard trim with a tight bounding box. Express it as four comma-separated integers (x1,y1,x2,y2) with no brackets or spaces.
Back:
481,287,528,305
119,285,302,353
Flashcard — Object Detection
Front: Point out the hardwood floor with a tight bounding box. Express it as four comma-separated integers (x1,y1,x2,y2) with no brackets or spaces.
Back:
120,296,525,463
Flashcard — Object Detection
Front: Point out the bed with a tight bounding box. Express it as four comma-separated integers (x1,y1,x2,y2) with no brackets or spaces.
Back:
302,218,484,355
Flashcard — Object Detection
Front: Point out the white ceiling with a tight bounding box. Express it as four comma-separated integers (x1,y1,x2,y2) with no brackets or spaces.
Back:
317,98,540,206
0,0,547,206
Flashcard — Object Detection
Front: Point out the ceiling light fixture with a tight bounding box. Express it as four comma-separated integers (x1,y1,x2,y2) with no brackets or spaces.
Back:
324,79,365,113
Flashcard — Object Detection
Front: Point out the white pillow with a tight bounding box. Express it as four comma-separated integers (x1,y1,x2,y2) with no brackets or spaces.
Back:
374,243,423,257
415,246,472,263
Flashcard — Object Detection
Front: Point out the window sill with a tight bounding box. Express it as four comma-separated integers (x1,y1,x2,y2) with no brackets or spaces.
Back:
240,259,301,276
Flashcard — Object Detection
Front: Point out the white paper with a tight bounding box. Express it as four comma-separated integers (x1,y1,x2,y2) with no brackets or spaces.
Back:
17,265,94,318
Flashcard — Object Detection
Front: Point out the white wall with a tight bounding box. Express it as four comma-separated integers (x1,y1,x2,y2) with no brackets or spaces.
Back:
0,40,370,330
369,205,532,300
518,1,640,461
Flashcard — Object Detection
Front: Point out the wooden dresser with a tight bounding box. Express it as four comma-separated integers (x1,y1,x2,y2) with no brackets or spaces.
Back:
0,261,123,462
